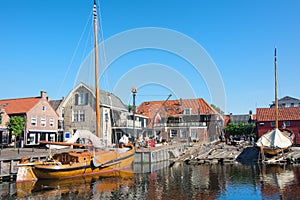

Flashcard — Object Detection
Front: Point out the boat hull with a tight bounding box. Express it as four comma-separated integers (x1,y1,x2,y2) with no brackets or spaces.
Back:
262,147,289,156
31,147,135,180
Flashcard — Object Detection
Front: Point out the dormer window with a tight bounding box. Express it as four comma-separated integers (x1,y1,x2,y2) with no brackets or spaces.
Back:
183,108,191,115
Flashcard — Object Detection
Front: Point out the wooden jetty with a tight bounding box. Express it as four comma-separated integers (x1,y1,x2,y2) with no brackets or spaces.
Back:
0,147,79,182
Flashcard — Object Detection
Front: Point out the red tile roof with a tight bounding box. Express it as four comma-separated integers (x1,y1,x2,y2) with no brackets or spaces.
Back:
137,98,217,120
0,97,40,114
256,107,300,122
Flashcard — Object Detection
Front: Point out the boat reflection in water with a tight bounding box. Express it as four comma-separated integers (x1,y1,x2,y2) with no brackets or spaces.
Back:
16,169,134,199
9,163,300,199
260,164,298,200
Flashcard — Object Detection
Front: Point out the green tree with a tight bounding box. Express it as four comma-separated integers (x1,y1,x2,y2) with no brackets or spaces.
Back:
224,123,256,137
6,116,26,146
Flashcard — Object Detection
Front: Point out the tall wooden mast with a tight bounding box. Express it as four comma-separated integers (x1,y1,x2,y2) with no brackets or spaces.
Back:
274,47,279,129
93,0,101,138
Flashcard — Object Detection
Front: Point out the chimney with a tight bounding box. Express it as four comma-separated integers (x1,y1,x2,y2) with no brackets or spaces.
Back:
40,91,47,99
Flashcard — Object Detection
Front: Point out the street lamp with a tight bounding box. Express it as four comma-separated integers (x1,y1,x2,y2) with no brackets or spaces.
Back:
131,88,137,140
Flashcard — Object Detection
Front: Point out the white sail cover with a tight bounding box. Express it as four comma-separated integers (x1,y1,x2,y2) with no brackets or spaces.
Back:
47,130,104,149
256,128,293,148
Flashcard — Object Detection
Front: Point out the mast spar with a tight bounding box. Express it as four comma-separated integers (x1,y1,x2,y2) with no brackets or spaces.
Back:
93,1,101,138
274,47,278,129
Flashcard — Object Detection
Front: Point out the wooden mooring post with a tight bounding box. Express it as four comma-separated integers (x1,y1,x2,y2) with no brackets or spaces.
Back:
0,159,17,182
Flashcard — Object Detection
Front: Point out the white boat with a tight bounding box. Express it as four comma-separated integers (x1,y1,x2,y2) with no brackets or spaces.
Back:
256,48,294,156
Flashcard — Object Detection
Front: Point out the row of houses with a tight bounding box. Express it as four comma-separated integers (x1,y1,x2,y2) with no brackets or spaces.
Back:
1,83,299,147
0,83,223,147
0,83,139,147
225,96,300,145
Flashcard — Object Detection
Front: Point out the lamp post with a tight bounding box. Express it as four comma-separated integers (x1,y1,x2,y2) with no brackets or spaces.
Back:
131,88,137,140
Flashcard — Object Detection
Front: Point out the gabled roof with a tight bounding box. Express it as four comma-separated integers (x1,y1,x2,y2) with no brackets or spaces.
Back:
0,97,40,114
256,107,300,122
137,98,217,119
49,99,63,111
62,82,127,111
279,96,300,102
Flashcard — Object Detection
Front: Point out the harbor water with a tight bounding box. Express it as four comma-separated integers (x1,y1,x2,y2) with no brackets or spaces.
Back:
1,162,300,200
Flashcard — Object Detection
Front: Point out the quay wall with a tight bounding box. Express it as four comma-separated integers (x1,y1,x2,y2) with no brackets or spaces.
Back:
134,143,187,163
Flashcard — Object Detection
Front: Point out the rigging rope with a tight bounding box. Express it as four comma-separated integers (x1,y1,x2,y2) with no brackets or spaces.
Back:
56,11,93,99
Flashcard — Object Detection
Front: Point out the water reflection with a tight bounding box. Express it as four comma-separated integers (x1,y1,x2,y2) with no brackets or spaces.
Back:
1,163,300,199
259,164,300,200
16,170,134,200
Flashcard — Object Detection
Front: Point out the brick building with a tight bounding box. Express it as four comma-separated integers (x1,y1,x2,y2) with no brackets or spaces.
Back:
0,91,59,146
256,107,300,145
136,98,223,143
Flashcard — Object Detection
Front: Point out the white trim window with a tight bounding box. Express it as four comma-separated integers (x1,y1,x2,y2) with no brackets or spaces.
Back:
73,110,85,122
41,117,46,127
49,118,55,127
31,116,37,126
73,110,78,122
79,110,85,122
183,108,192,115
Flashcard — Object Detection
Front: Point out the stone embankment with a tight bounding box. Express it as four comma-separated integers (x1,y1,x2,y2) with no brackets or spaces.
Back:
177,142,252,165
173,141,300,165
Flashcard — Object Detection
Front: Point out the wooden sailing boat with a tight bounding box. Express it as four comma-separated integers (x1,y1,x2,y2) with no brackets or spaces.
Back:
256,48,294,156
17,1,134,182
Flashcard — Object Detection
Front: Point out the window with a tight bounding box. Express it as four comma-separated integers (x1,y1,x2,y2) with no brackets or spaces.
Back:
291,103,294,107
41,117,46,127
49,134,55,142
58,120,63,129
73,110,85,122
282,103,286,107
171,130,178,138
80,93,88,105
183,108,191,115
42,105,46,111
270,122,275,127
286,103,290,108
284,121,290,127
29,134,35,144
73,110,78,122
31,116,37,126
74,94,79,105
49,118,54,127
79,110,85,122
74,93,88,105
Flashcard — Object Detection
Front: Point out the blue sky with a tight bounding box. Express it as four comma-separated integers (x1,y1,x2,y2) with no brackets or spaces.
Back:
0,0,299,114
